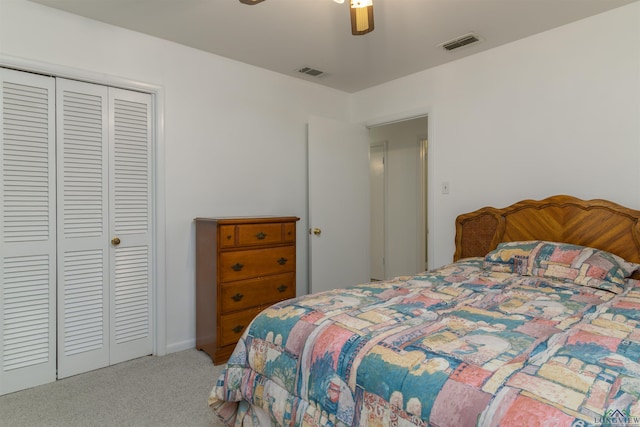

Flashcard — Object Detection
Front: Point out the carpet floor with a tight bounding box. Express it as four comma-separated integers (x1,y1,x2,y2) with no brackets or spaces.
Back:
0,349,227,427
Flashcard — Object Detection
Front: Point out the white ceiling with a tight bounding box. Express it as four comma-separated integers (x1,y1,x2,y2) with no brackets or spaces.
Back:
29,0,637,93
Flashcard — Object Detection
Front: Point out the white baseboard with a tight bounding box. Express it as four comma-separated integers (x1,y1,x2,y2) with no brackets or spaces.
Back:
166,339,196,354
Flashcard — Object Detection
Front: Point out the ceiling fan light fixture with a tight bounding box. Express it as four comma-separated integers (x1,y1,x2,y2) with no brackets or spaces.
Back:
239,0,265,4
350,0,374,35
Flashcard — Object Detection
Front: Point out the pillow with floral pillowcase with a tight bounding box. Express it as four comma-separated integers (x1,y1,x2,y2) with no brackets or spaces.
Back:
483,241,640,294
482,241,540,274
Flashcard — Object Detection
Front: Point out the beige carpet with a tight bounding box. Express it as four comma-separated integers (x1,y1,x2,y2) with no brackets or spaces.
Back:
0,349,227,427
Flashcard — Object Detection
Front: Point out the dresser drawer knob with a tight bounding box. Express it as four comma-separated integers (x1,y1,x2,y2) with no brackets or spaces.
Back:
277,257,288,265
232,325,244,334
277,284,288,293
256,232,267,240
231,293,244,302
231,263,244,271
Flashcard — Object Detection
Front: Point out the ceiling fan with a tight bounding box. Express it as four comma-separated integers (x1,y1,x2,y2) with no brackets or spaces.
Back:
238,0,374,36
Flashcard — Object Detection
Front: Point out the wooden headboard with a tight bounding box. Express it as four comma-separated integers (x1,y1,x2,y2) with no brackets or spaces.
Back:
454,195,640,268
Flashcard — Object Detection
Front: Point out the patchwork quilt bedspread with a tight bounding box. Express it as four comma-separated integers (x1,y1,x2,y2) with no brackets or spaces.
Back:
210,257,640,427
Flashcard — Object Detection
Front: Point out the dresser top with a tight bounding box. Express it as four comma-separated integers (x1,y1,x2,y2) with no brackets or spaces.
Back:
194,216,300,224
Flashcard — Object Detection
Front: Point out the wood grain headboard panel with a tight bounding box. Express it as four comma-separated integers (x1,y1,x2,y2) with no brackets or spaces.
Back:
454,195,640,268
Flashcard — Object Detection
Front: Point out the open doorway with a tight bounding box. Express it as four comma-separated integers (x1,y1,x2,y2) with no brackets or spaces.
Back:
369,116,428,280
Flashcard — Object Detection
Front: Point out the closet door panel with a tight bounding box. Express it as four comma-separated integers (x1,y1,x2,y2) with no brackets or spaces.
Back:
56,78,109,378
108,88,152,363
0,68,56,395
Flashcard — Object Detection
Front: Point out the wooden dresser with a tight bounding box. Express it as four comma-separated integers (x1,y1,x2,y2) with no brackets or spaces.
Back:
195,216,299,364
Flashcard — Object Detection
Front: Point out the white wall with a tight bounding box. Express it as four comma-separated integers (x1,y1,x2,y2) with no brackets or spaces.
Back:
0,0,351,353
353,2,640,270
2,0,639,354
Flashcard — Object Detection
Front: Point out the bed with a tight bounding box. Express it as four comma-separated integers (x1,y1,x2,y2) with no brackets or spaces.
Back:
209,195,640,426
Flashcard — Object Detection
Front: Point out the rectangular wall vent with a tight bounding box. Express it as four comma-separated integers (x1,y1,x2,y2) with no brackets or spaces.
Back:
440,33,482,51
298,67,326,78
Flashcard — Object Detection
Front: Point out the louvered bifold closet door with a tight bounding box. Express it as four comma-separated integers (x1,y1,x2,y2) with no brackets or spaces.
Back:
56,78,110,379
108,88,152,364
0,68,56,395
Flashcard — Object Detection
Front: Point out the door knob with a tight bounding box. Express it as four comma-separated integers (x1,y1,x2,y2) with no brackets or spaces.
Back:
111,237,121,246
310,228,322,236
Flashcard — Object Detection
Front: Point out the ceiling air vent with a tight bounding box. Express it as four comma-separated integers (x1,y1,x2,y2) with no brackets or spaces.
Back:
440,33,482,51
298,66,326,78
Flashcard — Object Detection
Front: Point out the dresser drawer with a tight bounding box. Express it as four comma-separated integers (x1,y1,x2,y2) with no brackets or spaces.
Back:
219,307,263,347
220,246,295,282
218,222,290,248
220,272,295,313
283,222,295,242
237,223,284,246
218,225,236,248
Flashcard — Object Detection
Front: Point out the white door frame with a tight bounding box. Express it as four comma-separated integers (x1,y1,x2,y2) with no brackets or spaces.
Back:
417,137,428,272
369,142,387,280
0,54,167,357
